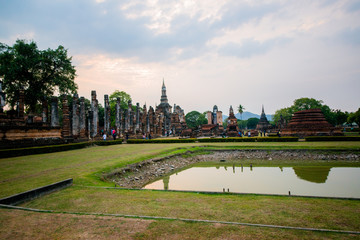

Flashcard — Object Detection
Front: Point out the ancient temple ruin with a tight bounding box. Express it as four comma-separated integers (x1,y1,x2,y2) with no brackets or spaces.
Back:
0,79,187,148
256,105,272,132
226,105,239,137
281,109,342,137
199,105,224,136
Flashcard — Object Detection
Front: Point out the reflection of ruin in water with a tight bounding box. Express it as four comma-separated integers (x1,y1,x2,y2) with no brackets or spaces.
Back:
144,165,360,198
293,167,331,183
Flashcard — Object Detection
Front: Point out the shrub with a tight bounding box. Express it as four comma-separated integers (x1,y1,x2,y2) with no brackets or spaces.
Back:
257,137,299,142
126,139,197,144
305,136,360,141
94,139,123,145
0,139,123,158
197,138,256,143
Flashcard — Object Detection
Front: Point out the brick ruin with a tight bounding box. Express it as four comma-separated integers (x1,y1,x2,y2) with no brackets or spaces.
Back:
0,80,187,148
199,105,224,137
226,105,240,137
281,109,342,137
0,82,62,148
256,105,272,133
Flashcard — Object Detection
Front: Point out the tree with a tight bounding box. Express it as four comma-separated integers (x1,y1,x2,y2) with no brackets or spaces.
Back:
348,108,360,126
334,110,349,126
0,39,77,113
109,90,132,111
185,111,207,129
108,90,135,127
237,119,247,130
272,107,292,125
237,104,245,129
291,98,323,112
247,118,259,129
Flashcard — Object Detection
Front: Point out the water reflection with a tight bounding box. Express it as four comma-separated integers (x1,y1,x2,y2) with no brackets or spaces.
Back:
293,167,331,183
163,176,170,190
143,165,360,198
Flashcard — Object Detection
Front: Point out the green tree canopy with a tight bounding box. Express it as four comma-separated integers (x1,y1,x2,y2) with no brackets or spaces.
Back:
109,90,134,127
348,108,360,126
247,117,259,129
109,90,132,111
185,111,207,129
0,39,77,113
237,104,245,129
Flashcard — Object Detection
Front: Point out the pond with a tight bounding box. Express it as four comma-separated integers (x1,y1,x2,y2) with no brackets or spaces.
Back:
143,165,360,198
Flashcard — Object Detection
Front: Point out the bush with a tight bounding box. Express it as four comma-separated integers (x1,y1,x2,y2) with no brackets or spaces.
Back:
197,138,256,143
94,139,123,145
305,136,360,141
257,137,299,142
126,139,197,144
0,139,123,158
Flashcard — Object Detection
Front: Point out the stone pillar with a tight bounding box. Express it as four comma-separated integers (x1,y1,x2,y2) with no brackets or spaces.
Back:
126,100,132,132
135,103,140,133
18,88,25,119
88,110,93,139
51,97,59,127
142,104,147,134
72,94,80,138
79,97,86,138
159,113,164,135
206,111,212,125
61,95,72,140
124,109,129,132
42,97,48,123
115,97,121,136
91,91,99,138
104,94,110,135
217,111,223,125
0,81,5,114
146,114,150,134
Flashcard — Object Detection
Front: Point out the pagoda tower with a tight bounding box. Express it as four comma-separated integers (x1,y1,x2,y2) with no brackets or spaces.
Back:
256,105,272,131
156,79,172,135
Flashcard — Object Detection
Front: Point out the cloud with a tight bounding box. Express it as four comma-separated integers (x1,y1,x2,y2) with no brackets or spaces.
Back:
0,0,360,113
338,27,360,45
345,0,360,12
219,37,291,58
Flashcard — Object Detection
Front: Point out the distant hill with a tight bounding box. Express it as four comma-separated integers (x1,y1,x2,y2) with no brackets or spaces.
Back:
222,111,273,121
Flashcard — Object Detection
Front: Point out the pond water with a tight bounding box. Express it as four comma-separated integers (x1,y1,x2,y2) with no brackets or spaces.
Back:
143,165,360,198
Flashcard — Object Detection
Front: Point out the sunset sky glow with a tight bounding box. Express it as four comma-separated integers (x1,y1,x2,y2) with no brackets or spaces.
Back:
1,0,359,114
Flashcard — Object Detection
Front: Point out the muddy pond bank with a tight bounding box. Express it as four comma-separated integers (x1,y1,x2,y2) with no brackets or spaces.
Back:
103,150,360,189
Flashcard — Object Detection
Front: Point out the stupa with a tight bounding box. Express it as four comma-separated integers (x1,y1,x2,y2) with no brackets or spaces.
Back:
281,109,341,137
256,105,272,132
226,105,239,137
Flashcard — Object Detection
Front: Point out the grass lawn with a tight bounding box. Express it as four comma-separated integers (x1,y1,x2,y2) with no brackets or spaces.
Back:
1,141,360,239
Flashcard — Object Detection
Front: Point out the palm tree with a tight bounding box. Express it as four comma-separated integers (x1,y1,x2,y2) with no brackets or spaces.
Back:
238,104,245,129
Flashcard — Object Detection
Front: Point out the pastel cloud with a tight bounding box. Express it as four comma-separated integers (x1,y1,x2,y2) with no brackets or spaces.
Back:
0,0,359,113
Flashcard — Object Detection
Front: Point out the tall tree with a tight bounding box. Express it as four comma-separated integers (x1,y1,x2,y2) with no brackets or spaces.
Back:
348,108,360,127
247,117,259,129
0,39,77,113
237,104,245,129
185,111,207,129
109,90,133,127
109,90,132,111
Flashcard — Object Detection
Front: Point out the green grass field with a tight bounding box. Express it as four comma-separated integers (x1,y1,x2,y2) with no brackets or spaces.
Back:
1,141,360,239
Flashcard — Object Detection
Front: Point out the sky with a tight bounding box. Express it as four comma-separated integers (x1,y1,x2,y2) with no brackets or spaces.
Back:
0,0,359,115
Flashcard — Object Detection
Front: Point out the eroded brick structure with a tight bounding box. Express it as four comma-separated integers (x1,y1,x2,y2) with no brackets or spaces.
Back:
281,109,342,137
0,79,188,147
256,105,272,132
200,105,224,137
226,105,239,137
